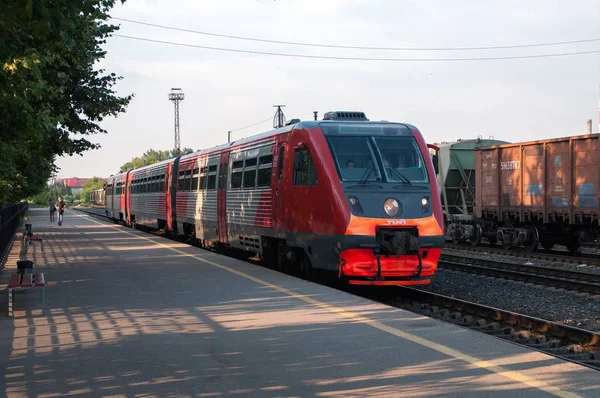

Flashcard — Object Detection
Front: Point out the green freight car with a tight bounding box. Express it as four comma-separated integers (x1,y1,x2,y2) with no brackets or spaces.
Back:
433,136,510,244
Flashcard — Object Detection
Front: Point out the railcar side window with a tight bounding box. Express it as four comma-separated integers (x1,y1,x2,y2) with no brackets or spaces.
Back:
191,168,199,191
231,160,243,189
257,155,273,188
178,171,185,191
293,148,317,186
208,165,217,190
243,158,258,189
184,170,192,191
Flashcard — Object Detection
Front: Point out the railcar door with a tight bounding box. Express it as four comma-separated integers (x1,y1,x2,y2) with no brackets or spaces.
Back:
218,151,230,243
125,170,132,225
110,177,115,216
273,142,287,233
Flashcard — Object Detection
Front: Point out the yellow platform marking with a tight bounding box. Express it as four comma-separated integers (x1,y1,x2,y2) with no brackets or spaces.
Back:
81,214,582,398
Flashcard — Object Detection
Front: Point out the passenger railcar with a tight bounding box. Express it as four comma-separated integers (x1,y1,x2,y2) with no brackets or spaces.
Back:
90,188,106,207
103,111,445,285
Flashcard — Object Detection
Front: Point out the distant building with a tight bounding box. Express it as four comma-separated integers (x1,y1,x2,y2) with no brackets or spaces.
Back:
57,177,106,194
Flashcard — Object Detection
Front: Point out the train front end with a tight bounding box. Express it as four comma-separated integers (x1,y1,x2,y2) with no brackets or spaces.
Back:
321,114,444,286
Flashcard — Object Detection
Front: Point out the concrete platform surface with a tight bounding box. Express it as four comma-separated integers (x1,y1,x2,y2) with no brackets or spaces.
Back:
0,207,599,397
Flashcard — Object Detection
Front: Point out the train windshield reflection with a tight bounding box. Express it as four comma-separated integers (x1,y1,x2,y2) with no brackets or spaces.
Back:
326,135,429,184
326,136,382,182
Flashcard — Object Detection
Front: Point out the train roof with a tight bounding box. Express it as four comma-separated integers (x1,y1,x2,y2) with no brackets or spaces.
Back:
111,114,422,177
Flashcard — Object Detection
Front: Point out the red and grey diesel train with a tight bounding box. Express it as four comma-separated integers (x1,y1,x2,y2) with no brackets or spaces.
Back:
95,111,445,286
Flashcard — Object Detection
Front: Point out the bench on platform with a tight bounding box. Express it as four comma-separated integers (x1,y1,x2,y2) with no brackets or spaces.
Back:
21,232,44,253
8,272,46,316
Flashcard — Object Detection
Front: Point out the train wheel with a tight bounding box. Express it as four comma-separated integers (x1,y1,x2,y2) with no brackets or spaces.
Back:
469,223,482,246
523,227,540,252
566,238,581,256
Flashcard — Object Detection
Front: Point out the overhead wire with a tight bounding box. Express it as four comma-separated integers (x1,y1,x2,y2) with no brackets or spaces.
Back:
110,16,600,51
230,117,273,133
112,34,600,61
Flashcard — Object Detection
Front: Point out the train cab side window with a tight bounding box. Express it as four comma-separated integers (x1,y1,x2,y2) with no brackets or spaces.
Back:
293,148,317,186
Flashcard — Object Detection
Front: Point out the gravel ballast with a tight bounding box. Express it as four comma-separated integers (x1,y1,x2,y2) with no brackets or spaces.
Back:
414,269,600,332
443,247,600,275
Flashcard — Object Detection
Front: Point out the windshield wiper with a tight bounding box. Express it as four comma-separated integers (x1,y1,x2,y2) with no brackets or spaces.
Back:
347,183,383,189
357,166,374,185
392,183,428,189
385,166,412,185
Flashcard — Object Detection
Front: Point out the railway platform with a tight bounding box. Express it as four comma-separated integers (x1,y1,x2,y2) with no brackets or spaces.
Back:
0,207,599,397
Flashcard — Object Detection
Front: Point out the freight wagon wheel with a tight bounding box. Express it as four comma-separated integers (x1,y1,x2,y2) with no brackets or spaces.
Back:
566,238,581,255
469,224,482,247
523,226,540,252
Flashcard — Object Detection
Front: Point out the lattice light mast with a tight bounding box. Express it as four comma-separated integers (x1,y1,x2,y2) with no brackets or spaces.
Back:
169,88,185,154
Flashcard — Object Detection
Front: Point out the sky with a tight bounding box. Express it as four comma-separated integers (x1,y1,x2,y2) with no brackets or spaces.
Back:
54,0,600,179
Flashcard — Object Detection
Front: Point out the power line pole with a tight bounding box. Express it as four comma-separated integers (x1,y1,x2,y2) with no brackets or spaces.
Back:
273,105,286,128
169,88,185,155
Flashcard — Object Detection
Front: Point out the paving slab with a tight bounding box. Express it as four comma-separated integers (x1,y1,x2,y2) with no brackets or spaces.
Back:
0,207,598,397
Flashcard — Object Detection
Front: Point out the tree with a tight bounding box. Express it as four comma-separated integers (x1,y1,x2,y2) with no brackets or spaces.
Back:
119,148,194,172
0,0,133,204
82,176,106,203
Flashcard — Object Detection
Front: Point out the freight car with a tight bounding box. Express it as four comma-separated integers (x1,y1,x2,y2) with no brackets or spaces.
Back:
433,137,509,245
475,133,600,254
441,133,600,254
101,111,445,286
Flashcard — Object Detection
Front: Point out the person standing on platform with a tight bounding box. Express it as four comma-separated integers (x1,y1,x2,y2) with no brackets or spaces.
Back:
57,197,66,226
48,198,56,222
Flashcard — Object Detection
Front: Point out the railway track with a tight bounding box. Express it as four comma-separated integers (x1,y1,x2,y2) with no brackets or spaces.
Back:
439,254,600,295
382,287,600,371
446,242,600,267
74,207,600,371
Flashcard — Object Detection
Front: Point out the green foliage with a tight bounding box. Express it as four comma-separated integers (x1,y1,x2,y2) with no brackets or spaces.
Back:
82,176,106,202
29,192,51,206
0,0,132,204
119,148,194,172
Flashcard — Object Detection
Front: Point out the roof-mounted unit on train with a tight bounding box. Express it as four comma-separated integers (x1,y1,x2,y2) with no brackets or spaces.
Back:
322,111,369,121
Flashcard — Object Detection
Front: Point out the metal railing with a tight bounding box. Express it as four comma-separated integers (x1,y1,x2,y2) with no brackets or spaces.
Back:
0,202,28,268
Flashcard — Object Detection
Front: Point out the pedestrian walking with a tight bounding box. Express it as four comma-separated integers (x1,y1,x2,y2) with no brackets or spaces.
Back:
57,196,66,226
48,198,56,222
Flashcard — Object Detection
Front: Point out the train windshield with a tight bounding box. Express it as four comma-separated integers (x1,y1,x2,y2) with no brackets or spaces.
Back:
323,124,429,184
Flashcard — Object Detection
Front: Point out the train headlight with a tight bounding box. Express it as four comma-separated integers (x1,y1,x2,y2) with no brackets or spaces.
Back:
422,196,430,213
384,198,400,216
349,196,364,214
